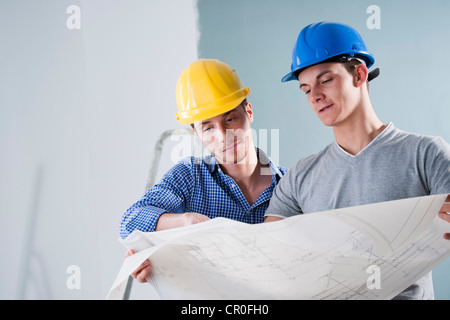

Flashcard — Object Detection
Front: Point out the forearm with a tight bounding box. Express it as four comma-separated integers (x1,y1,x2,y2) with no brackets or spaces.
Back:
155,213,186,231
120,205,168,238
156,212,211,231
264,216,284,223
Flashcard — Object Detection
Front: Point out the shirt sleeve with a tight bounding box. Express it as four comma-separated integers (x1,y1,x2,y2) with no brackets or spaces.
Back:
119,159,195,239
422,136,450,195
264,167,303,219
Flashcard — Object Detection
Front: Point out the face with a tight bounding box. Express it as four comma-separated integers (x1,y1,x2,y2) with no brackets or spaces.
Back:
193,103,254,164
297,62,366,127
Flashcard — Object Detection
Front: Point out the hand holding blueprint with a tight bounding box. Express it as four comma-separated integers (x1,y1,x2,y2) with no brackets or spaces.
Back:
107,194,450,300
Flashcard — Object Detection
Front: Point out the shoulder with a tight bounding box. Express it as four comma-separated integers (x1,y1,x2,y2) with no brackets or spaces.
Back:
279,144,334,184
389,125,450,152
292,144,334,171
164,155,216,178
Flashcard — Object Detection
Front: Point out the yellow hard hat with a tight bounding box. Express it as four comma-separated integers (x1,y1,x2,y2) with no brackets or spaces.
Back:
176,59,251,125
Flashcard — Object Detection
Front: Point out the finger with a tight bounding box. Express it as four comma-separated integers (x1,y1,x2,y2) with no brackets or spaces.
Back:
438,211,450,223
130,259,150,278
137,259,150,271
443,233,450,240
136,266,151,283
124,249,135,258
440,203,450,213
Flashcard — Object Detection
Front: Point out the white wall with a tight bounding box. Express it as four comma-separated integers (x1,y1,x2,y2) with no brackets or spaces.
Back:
0,0,198,299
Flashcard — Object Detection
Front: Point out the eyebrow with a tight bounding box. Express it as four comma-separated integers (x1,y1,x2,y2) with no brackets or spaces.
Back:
299,70,332,89
199,110,235,126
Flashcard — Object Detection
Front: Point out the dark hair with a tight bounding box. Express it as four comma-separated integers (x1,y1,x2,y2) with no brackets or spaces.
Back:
342,59,370,90
294,54,368,79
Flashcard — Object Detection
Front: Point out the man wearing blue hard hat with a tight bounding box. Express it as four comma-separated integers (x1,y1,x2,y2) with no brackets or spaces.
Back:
264,22,450,299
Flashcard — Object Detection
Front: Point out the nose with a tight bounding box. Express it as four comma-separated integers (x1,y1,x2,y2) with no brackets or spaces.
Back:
211,124,233,144
216,124,227,142
309,86,324,104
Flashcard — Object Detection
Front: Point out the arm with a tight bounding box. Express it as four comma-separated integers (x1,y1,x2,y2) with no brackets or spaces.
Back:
264,167,304,220
156,212,210,230
121,160,211,282
264,216,284,223
422,137,450,239
120,160,196,238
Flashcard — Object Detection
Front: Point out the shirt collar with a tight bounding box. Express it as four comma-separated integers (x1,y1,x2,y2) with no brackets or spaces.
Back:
204,147,283,180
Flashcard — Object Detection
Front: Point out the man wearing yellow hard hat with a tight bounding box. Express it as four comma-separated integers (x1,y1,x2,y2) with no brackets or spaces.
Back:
120,59,287,282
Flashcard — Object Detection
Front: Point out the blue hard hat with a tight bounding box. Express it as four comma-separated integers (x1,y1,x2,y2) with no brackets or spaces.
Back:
282,22,375,82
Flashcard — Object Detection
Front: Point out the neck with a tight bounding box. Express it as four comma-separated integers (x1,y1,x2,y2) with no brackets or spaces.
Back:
219,145,260,182
219,145,272,206
333,100,386,156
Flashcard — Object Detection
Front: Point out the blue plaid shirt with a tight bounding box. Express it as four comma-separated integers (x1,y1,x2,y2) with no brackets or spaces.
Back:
120,149,287,239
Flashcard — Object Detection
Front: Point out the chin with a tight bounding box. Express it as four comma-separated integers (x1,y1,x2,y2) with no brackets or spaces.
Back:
318,115,339,127
319,119,334,127
227,151,249,164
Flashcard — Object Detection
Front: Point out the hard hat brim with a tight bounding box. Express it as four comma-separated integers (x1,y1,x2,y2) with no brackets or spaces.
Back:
281,53,375,83
281,71,297,83
176,87,251,125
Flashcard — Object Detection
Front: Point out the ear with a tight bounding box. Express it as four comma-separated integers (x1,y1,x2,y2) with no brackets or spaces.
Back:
354,64,369,88
244,102,254,123
191,123,200,139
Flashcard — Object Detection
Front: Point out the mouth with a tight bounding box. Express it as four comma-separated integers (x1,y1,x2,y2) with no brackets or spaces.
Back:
223,142,239,153
319,104,333,113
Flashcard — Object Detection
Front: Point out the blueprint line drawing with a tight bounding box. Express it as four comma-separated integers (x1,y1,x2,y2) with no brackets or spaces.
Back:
107,194,450,300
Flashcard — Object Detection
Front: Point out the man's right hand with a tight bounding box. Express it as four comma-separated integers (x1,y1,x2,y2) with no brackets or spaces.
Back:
125,212,210,283
125,249,151,283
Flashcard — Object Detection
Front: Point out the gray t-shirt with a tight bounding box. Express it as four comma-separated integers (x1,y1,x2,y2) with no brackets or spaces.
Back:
265,123,450,299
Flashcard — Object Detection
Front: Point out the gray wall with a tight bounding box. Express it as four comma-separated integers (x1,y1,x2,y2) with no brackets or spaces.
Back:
197,0,450,299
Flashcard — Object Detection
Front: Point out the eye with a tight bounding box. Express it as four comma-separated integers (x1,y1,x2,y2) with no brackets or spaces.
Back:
321,78,333,85
300,87,310,95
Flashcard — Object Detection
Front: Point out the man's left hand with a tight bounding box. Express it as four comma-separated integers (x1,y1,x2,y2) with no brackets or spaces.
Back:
438,194,450,240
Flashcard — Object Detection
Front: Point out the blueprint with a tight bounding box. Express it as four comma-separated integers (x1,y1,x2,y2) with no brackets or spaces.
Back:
107,194,450,300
